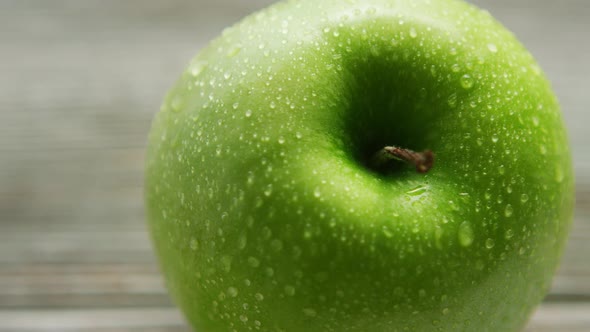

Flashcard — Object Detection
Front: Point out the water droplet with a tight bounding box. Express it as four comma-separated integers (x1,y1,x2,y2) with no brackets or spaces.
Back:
487,43,498,53
227,287,238,297
270,101,276,109
458,221,474,247
382,226,394,238
227,46,242,57
223,72,232,80
460,74,474,89
270,239,283,251
239,314,248,322
520,194,529,203
505,229,514,239
170,94,184,113
498,165,505,175
295,132,303,139
451,63,461,72
247,256,260,267
255,293,264,301
264,184,273,196
447,93,457,108
232,102,239,110
190,238,198,250
391,38,399,46
442,308,450,315
491,135,499,143
313,187,321,198
406,185,428,196
532,116,540,127
189,61,207,76
303,308,317,317
485,238,495,249
555,167,564,183
265,267,274,277
245,109,252,117
409,27,417,38
284,285,296,296
238,234,247,250
504,204,513,217
221,255,232,272
278,136,285,144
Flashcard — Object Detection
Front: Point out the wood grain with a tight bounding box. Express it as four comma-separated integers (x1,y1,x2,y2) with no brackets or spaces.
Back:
1,0,588,330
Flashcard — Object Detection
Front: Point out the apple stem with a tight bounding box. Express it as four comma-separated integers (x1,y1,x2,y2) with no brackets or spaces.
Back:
370,146,435,173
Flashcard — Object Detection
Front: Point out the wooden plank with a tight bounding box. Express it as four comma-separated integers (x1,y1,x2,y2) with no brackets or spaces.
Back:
0,303,587,331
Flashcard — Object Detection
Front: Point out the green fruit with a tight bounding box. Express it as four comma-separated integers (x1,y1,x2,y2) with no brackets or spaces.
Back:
145,0,574,331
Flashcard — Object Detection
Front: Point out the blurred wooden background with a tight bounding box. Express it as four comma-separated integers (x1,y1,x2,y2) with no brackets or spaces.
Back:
0,0,588,330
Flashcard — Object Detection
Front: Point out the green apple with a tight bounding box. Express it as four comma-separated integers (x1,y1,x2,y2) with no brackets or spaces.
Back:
145,0,574,331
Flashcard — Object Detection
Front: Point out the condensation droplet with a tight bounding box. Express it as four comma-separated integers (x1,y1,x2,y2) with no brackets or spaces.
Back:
447,93,457,108
247,256,260,268
458,222,474,247
505,228,514,239
520,194,529,203
245,109,252,117
227,287,238,297
555,167,564,183
504,204,513,217
190,238,198,250
487,43,498,53
255,293,264,301
460,74,474,89
409,27,417,38
284,285,296,296
485,238,495,249
491,135,499,143
278,136,285,144
303,308,317,317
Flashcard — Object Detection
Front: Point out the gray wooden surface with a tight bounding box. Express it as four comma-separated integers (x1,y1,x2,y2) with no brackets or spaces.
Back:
1,0,589,331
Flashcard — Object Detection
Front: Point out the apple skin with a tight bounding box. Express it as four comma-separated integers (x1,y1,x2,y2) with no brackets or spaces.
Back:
145,0,574,331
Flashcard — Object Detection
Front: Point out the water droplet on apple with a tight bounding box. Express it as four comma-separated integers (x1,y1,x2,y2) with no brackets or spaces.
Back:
491,135,499,143
188,61,207,77
447,93,457,108
270,101,276,109
406,185,428,196
248,256,260,267
295,132,303,139
270,239,283,251
239,314,248,322
409,27,417,38
313,187,321,198
555,167,564,183
451,64,461,72
284,285,296,296
232,102,239,110
487,43,498,53
442,308,450,315
190,238,199,250
264,184,273,196
223,72,232,80
227,46,241,57
520,194,529,203
498,165,505,175
227,286,238,297
460,74,474,89
170,94,184,113
278,136,285,144
504,204,513,217
255,293,264,301
221,255,232,272
238,234,247,250
485,238,495,249
391,38,399,46
245,109,252,117
303,308,317,317
532,116,540,127
458,221,474,247
265,267,274,277
382,226,394,238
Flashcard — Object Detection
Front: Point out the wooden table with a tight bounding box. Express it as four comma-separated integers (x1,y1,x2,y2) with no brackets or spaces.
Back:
1,0,588,330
